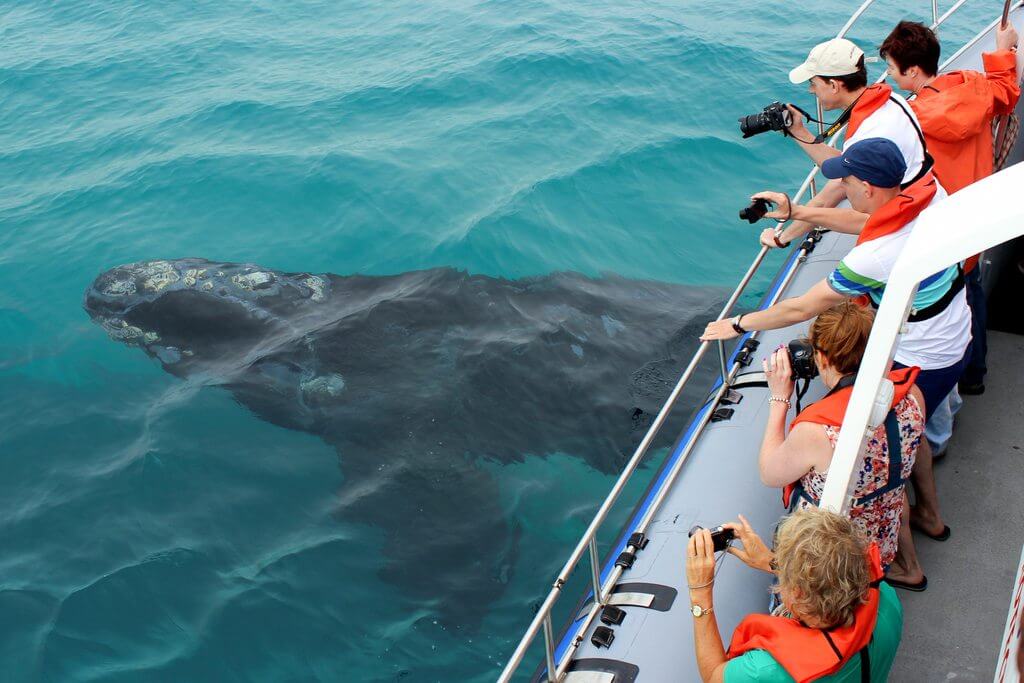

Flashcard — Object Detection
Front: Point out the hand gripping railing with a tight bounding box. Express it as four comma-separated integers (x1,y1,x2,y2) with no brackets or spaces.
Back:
497,1,1000,680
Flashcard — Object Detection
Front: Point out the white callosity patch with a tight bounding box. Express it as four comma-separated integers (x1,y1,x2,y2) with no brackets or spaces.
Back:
139,261,180,292
303,276,326,302
300,373,346,398
103,278,136,296
231,271,275,291
183,268,208,287
100,319,159,346
102,319,144,342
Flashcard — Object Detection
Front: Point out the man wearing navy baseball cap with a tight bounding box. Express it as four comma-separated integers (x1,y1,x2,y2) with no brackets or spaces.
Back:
702,138,971,591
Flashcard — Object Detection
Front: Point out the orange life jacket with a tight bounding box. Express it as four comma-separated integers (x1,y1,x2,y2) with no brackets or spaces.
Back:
726,544,885,683
845,84,894,140
781,366,919,509
855,174,937,245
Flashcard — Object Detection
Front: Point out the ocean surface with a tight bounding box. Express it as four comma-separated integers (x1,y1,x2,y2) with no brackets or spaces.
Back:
0,1,991,680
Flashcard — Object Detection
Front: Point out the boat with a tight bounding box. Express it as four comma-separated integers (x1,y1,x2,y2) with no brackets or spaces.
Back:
498,1,1024,680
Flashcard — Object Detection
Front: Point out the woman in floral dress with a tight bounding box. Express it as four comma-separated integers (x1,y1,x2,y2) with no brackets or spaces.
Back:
757,302,928,590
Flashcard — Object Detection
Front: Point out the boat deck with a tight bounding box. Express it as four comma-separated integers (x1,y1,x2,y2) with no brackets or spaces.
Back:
891,330,1024,681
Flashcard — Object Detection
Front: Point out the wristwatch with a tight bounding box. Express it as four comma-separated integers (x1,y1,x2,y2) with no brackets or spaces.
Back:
731,315,747,335
691,604,714,618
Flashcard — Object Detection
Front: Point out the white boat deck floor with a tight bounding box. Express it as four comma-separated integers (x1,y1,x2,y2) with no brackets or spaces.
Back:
891,330,1024,681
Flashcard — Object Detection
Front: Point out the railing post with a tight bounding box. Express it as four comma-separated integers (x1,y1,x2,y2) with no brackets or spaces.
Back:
717,339,728,383
543,613,557,683
932,0,940,30
589,537,603,606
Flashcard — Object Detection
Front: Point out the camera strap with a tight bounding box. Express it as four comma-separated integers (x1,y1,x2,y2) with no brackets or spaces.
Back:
788,102,856,144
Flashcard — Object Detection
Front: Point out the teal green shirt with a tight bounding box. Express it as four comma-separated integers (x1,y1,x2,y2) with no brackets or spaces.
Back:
724,583,903,683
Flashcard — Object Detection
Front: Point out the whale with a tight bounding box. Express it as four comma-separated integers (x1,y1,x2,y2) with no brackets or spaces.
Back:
83,258,723,622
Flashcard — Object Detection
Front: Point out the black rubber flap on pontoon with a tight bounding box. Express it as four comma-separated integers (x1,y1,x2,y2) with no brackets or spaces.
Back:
565,657,639,683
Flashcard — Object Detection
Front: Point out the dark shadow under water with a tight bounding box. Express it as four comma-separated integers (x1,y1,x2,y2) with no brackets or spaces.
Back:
83,258,723,626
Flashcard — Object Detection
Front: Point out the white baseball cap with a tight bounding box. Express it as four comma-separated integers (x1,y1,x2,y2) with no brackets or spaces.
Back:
789,38,865,84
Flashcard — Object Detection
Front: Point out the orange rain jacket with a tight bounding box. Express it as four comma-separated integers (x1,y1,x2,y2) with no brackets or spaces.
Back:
911,50,1020,270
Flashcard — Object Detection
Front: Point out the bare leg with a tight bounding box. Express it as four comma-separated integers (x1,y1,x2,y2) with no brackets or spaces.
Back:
910,437,947,536
888,492,925,584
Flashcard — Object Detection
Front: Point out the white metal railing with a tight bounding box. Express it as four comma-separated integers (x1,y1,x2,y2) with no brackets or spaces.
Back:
497,2,1008,680
821,161,1024,511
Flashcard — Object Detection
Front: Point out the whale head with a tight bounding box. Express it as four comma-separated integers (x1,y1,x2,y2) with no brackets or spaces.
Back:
83,258,330,374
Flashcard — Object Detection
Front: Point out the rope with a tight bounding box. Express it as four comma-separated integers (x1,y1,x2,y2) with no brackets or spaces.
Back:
993,112,1020,171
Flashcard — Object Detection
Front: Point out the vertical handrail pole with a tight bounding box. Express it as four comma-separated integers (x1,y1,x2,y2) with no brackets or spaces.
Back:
932,0,940,30
543,614,557,683
588,538,603,605
717,339,728,383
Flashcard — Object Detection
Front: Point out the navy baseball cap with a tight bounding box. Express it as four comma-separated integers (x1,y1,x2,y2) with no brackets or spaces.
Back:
821,137,907,188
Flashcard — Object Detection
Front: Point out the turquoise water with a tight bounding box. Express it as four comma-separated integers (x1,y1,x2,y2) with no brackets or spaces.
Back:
0,2,992,680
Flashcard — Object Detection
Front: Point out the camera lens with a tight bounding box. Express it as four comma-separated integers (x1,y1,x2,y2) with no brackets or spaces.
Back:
739,112,771,139
739,102,791,139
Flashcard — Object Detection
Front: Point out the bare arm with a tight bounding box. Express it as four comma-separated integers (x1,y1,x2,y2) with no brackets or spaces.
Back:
789,202,869,235
700,279,848,341
687,531,729,683
785,105,843,166
758,348,831,486
761,422,832,487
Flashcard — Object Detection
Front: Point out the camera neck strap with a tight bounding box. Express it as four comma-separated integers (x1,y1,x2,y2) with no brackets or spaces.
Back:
788,100,857,145
824,373,857,397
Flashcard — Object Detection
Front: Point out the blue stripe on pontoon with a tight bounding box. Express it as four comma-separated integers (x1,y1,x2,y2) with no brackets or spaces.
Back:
551,244,805,664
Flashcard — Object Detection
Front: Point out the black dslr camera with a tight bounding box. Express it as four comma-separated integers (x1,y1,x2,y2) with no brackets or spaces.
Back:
739,197,772,223
739,101,793,138
787,339,819,381
688,524,736,552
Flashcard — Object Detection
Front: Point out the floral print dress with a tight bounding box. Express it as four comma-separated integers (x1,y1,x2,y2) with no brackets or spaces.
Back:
794,394,924,568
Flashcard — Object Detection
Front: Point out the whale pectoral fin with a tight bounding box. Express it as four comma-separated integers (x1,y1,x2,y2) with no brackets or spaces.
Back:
334,450,517,628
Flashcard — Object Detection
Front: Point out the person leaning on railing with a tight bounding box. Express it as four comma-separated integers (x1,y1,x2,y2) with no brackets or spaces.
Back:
686,508,902,682
879,16,1020,430
758,302,929,591
702,138,965,554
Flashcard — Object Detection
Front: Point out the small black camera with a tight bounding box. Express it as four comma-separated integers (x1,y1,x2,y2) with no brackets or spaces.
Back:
688,524,736,552
787,339,819,381
739,101,794,139
739,197,772,223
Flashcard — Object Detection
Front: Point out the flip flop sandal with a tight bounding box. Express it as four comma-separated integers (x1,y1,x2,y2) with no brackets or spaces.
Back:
884,575,928,592
911,523,951,542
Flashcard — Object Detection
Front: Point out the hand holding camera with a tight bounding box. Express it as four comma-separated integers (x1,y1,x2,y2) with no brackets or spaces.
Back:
763,345,796,400
740,192,793,226
722,514,775,574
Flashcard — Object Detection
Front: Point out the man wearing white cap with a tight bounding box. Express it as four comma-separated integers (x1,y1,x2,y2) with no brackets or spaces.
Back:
758,38,932,251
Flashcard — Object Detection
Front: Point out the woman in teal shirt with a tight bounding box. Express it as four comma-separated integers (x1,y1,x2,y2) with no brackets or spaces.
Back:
686,508,902,682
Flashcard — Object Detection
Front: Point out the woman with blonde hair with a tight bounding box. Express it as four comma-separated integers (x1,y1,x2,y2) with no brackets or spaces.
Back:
685,508,903,682
758,301,927,589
